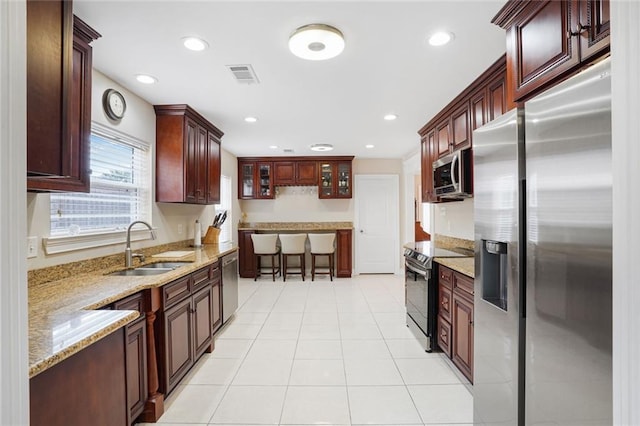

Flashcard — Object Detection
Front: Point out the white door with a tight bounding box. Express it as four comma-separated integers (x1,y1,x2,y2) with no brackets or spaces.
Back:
355,175,400,274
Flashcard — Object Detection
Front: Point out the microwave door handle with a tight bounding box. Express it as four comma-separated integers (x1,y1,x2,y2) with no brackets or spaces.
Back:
450,154,459,187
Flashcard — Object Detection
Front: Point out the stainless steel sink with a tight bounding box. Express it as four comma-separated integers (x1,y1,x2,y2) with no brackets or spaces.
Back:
108,268,172,276
142,261,191,269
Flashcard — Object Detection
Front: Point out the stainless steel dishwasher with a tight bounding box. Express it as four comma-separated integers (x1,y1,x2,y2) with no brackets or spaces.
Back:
221,251,238,323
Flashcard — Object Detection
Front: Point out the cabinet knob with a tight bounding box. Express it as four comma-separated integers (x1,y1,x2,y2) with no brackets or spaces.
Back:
567,23,587,38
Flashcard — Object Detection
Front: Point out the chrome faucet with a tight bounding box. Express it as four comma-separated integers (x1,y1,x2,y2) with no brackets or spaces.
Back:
125,220,157,267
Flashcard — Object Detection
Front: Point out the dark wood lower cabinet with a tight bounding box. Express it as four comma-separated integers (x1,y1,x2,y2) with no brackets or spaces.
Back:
163,297,194,393
452,292,474,382
125,319,148,424
238,230,256,278
30,329,127,426
436,264,474,383
336,229,352,278
193,285,214,358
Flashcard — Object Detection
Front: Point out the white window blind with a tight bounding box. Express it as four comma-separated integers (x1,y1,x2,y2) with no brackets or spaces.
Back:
215,175,232,243
50,125,151,236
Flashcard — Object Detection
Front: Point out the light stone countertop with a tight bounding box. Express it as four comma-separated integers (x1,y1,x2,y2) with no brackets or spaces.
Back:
28,242,237,378
238,221,353,231
435,257,475,278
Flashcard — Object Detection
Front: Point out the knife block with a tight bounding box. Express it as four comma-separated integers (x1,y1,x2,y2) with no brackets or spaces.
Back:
203,226,220,245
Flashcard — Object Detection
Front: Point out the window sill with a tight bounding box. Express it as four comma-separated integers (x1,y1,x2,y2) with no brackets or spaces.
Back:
43,228,157,255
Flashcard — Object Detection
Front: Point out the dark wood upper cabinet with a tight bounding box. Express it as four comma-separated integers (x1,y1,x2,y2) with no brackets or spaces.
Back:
154,104,223,204
27,5,100,192
420,131,438,203
436,118,451,158
238,156,352,199
451,104,471,152
493,0,610,102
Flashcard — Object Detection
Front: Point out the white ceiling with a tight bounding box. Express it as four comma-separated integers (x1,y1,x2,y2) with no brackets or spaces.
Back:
74,1,507,160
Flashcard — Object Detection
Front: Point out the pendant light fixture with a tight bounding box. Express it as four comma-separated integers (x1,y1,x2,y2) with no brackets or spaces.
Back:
289,24,345,61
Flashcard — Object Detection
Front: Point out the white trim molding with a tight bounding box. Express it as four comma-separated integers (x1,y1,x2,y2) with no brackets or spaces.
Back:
0,1,29,424
611,2,640,424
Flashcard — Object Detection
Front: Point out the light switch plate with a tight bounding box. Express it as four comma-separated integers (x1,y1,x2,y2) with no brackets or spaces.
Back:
27,236,38,258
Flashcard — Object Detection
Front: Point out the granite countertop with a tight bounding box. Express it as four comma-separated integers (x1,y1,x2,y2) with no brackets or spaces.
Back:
434,257,475,278
238,221,353,231
28,242,237,378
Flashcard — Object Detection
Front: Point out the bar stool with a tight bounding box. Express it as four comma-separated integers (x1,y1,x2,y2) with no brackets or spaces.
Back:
308,233,336,281
250,234,281,281
279,234,307,281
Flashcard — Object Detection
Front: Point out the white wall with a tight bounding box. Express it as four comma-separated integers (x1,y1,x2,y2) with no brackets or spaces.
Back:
0,1,29,423
433,198,474,240
26,70,237,270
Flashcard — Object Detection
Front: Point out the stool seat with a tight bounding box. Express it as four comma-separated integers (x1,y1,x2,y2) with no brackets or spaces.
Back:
250,234,281,281
308,233,336,281
279,234,307,281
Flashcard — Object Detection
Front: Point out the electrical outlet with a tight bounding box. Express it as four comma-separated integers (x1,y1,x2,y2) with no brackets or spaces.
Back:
177,224,183,235
27,236,38,258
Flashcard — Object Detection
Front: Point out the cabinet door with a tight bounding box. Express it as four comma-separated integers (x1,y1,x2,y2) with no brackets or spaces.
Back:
336,161,352,198
193,286,213,358
439,283,453,323
319,161,335,198
256,162,274,199
421,130,438,203
296,161,318,185
163,298,193,393
238,161,255,199
273,161,296,185
206,132,221,204
451,104,470,151
27,11,98,192
184,118,199,204
336,229,352,278
238,230,256,278
507,0,580,102
125,319,147,423
436,118,451,158
488,73,507,122
437,315,452,358
452,293,474,382
195,125,208,204
579,0,610,61
470,90,487,131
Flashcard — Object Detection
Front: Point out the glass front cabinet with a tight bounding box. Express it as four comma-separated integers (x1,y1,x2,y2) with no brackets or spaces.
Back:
238,161,273,199
319,161,352,199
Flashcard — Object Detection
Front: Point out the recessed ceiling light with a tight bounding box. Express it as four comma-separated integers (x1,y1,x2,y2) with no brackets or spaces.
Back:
269,145,279,150
182,36,209,51
289,24,345,61
365,144,375,149
384,114,398,121
244,116,258,123
310,143,334,152
428,31,454,47
135,74,158,84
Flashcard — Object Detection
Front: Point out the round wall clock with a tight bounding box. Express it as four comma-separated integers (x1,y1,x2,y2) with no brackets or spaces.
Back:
102,88,126,121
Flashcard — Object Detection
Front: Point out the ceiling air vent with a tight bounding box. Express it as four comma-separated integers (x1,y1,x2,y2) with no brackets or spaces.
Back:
226,64,260,84
283,149,295,153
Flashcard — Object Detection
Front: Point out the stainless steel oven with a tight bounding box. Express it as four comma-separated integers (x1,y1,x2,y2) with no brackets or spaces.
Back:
405,253,436,351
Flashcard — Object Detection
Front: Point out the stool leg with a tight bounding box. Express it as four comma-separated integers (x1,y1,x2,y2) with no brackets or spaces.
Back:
254,254,259,281
301,253,305,281
271,254,276,281
330,253,334,282
283,255,287,282
311,254,315,281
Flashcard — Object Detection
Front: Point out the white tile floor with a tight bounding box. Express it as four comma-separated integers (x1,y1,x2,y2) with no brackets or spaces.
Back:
137,274,473,426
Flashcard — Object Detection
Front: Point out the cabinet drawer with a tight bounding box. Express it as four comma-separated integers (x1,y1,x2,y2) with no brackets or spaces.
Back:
438,283,453,323
191,267,210,293
114,291,145,314
209,261,221,280
438,266,453,289
454,272,474,296
437,315,452,358
163,275,191,308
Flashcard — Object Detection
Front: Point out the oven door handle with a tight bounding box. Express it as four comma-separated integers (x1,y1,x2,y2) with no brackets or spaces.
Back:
405,261,428,277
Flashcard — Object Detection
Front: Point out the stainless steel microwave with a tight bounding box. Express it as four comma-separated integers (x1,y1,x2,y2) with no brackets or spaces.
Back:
433,149,472,198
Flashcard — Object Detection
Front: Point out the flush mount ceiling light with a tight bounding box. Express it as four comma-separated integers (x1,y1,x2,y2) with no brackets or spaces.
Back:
135,74,158,84
428,31,455,47
269,145,279,150
289,24,345,61
244,116,258,123
384,114,398,121
182,36,209,51
310,143,334,152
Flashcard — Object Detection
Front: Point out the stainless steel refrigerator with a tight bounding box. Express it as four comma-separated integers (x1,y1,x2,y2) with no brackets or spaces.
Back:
473,57,612,425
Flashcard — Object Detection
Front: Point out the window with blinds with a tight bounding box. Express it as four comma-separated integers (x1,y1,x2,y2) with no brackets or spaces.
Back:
215,175,232,243
50,125,151,236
